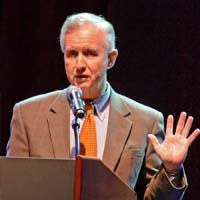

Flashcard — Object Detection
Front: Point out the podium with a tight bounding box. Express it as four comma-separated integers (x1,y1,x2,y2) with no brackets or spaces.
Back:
0,156,137,200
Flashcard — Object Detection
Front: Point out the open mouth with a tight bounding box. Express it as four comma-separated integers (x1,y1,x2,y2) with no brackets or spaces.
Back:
75,75,89,82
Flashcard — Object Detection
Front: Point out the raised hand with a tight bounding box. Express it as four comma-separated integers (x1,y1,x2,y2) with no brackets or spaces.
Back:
148,112,200,173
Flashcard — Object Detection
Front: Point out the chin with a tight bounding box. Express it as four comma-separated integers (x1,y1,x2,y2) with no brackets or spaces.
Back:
73,80,88,86
77,83,91,91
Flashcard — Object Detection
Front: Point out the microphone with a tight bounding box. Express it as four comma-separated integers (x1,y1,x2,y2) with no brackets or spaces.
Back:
67,86,85,119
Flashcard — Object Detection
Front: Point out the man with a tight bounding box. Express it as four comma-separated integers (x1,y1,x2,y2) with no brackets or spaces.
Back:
6,12,200,199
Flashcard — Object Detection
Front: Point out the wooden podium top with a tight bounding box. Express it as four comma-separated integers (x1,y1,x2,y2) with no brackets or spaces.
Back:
0,157,75,200
0,156,137,200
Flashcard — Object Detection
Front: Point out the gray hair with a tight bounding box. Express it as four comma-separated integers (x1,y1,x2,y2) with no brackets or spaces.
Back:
59,12,116,53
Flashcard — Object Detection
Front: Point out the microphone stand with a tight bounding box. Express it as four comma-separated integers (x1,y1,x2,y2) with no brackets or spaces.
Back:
72,117,80,156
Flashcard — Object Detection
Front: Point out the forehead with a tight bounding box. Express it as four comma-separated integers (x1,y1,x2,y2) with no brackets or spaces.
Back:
64,24,108,50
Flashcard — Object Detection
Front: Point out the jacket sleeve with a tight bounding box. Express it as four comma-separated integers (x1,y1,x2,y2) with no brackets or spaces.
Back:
6,103,30,157
136,112,188,200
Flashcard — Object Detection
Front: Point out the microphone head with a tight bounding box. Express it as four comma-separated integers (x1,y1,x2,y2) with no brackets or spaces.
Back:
67,85,81,100
67,86,85,118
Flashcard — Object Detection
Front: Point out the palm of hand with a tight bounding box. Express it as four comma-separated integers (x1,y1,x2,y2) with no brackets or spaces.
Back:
156,134,188,172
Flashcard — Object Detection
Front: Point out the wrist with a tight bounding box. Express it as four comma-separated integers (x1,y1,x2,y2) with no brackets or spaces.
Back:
164,166,183,186
163,164,183,175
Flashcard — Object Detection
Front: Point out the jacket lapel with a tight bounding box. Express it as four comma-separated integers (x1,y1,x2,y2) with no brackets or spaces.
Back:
103,89,133,171
47,89,71,158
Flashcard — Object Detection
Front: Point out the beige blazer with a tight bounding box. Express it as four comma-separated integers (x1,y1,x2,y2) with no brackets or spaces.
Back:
7,87,187,199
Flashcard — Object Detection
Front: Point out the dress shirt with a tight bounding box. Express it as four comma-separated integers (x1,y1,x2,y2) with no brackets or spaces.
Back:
69,83,110,159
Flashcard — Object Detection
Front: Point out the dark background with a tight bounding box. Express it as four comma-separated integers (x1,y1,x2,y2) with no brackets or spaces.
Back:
0,0,199,199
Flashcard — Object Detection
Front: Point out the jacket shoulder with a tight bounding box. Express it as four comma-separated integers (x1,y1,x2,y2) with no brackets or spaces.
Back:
14,89,66,109
116,93,163,120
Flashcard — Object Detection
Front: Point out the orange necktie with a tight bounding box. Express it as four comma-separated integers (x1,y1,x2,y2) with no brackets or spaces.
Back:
80,101,97,156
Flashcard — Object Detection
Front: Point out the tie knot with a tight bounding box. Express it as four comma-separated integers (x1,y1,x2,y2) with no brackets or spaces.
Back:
85,101,94,115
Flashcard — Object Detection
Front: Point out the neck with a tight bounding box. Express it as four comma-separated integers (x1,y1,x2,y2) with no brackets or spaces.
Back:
82,82,107,100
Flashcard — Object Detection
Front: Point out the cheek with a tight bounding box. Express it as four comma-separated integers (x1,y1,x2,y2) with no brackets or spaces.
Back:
91,66,107,82
97,60,109,75
64,63,73,81
90,58,109,74
65,59,73,72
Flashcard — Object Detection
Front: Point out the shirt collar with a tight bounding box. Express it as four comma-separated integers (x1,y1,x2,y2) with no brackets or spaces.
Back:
93,82,110,120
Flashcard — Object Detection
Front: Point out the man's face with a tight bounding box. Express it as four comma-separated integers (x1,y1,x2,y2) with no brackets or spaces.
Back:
63,24,117,99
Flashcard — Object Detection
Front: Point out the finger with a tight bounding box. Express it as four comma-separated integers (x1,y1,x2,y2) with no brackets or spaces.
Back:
166,115,174,137
187,129,200,146
175,112,187,135
181,116,193,137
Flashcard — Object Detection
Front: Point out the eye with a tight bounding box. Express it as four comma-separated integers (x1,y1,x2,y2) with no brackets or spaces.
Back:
66,50,78,58
83,49,98,57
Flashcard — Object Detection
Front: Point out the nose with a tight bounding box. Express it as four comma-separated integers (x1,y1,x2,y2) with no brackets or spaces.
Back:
75,54,86,70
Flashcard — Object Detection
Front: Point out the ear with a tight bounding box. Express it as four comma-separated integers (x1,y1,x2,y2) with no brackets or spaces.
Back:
107,49,118,70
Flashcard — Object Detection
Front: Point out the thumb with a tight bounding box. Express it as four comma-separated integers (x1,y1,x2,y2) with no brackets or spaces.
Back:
148,134,160,150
